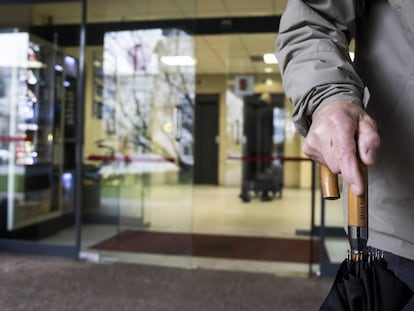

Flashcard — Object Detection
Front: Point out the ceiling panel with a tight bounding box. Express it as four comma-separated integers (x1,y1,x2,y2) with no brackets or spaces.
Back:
87,0,287,21
195,0,227,17
172,0,200,17
195,37,226,74
194,33,280,75
274,0,288,13
86,3,143,22
31,2,82,24
223,0,275,15
28,0,285,75
30,0,288,23
240,33,278,55
142,0,184,15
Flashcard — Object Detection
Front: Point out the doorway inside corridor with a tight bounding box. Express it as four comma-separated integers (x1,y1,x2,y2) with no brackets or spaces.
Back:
194,94,219,185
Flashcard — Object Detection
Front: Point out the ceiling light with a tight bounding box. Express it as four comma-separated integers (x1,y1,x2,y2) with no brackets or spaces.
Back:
54,64,64,72
263,53,278,64
161,56,196,66
264,67,273,73
27,60,45,69
349,52,355,61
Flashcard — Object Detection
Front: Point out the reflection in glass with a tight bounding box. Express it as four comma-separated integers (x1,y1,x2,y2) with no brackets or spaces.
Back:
85,28,195,231
0,32,59,232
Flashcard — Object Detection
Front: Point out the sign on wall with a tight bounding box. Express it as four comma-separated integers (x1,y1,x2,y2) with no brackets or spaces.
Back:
234,75,254,96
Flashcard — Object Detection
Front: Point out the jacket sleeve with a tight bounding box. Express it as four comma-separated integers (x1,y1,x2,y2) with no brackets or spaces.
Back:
276,0,366,136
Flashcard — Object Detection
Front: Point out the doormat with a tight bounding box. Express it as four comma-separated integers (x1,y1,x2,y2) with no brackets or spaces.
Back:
91,230,323,263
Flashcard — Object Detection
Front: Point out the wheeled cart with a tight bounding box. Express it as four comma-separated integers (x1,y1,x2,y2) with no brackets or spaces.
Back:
240,163,283,202
239,94,284,202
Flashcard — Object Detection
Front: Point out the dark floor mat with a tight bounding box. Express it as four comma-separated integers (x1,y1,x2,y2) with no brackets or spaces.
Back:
91,230,323,263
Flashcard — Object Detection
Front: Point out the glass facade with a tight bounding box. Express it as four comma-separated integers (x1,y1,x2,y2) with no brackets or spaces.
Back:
0,0,342,276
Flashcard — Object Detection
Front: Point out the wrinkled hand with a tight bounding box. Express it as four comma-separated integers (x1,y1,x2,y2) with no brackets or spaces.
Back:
303,100,380,195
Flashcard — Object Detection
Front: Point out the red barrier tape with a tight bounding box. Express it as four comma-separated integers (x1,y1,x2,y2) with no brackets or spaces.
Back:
87,155,309,163
226,156,312,162
0,136,32,142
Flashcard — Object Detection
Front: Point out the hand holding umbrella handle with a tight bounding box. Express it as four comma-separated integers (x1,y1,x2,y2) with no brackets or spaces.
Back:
320,162,368,261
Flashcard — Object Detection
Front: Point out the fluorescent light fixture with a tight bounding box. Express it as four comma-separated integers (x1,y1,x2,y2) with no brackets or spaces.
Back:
349,52,355,61
27,60,45,69
65,55,76,66
18,123,38,131
161,56,196,66
265,78,273,86
264,67,273,73
263,53,278,64
54,64,64,72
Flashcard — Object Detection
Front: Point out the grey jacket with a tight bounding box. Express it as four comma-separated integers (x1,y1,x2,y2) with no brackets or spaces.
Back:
276,0,414,260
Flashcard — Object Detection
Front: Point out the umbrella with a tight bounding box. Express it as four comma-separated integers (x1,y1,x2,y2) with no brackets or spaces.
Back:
319,165,413,311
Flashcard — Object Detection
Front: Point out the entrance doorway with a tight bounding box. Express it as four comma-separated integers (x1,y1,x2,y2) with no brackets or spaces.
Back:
194,94,220,185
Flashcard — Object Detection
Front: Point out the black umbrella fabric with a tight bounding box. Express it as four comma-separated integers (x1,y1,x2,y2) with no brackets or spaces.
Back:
320,252,413,311
319,165,413,311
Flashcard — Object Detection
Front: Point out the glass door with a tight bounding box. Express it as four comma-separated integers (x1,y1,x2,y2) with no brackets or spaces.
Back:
81,2,196,267
318,174,348,276
197,31,316,273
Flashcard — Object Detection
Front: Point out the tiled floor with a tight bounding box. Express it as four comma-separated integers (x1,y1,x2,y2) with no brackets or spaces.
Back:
43,185,349,276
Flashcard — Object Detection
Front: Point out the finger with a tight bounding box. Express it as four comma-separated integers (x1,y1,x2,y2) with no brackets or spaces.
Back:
303,132,340,173
329,129,364,195
303,134,322,161
340,152,364,196
323,143,342,174
357,115,380,166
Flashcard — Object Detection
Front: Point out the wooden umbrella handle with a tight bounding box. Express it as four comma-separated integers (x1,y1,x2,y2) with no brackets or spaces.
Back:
321,160,368,262
348,161,368,259
320,161,368,258
320,163,368,226
320,165,340,200
347,162,368,228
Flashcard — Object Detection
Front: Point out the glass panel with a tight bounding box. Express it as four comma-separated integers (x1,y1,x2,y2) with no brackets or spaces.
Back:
81,1,196,267
0,1,328,274
1,32,55,229
191,31,317,274
226,33,285,197
0,1,81,251
320,174,348,275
